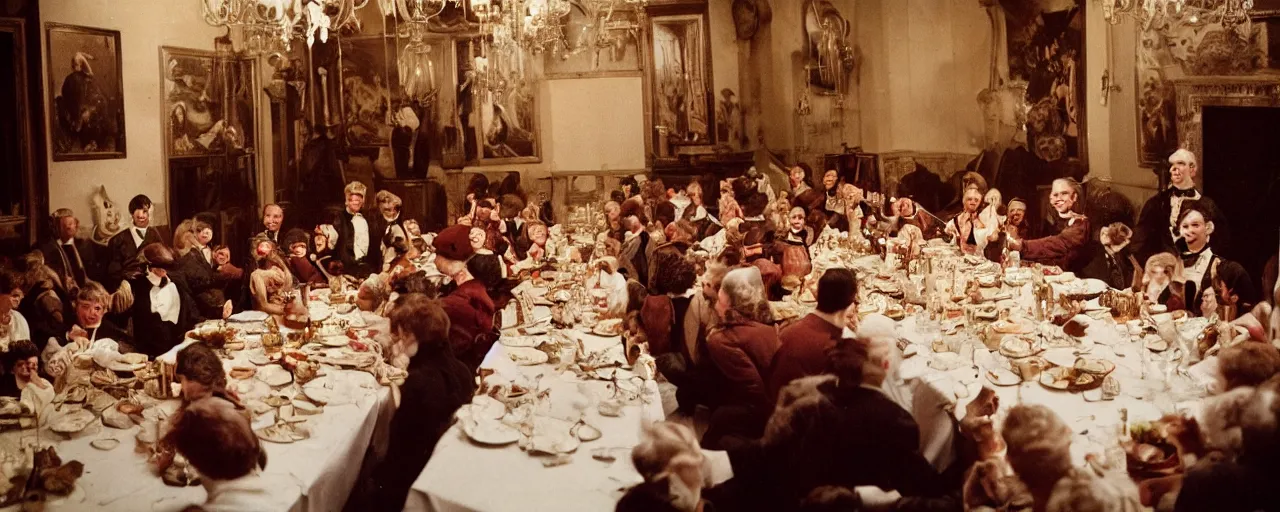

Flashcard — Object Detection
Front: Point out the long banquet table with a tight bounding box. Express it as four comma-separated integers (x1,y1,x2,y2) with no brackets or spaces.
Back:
0,309,395,512
405,308,664,512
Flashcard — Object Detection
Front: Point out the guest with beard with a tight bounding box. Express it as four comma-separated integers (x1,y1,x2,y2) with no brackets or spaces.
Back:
1134,149,1230,264
1006,179,1089,271
1175,202,1257,317
334,182,381,278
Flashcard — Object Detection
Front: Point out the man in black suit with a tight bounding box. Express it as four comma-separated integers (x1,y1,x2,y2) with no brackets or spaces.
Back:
179,219,235,320
129,244,214,357
106,194,164,289
334,181,381,278
1133,149,1230,265
253,203,284,248
40,208,102,292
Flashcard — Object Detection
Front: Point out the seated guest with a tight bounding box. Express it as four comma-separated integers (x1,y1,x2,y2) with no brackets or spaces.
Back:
498,193,528,256
0,270,32,351
1044,470,1142,512
642,245,698,380
776,206,814,282
703,340,953,511
519,220,551,263
283,228,326,286
1175,375,1280,512
107,194,165,288
1007,179,1089,271
17,253,68,346
946,186,994,256
375,190,409,272
1002,405,1075,511
618,422,711,512
587,257,629,319
433,225,496,371
468,227,507,280
1217,342,1280,392
254,203,285,247
702,267,780,449
1142,252,1186,311
467,250,512,311
334,181,380,278
768,268,855,400
1,340,51,401
1081,223,1137,291
249,239,300,317
356,274,392,316
369,294,475,512
178,219,235,320
168,396,288,512
40,208,101,290
43,281,131,378
1004,198,1031,240
175,342,235,404
604,201,625,243
130,244,207,356
1176,202,1257,317
618,199,652,284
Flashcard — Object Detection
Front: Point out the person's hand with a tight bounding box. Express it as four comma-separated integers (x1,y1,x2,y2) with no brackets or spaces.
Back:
967,386,999,418
854,486,902,511
222,300,234,319
68,325,90,344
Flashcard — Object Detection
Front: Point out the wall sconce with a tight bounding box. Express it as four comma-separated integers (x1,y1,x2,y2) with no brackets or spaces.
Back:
1100,69,1122,106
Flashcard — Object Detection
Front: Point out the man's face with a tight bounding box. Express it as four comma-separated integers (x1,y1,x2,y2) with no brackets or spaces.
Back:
263,206,283,232
1147,265,1170,285
476,204,493,222
58,216,79,241
822,170,838,190
380,199,398,219
1169,158,1197,188
8,288,22,310
214,248,232,265
1179,210,1211,248
346,194,364,213
605,202,620,222
963,190,982,213
469,227,486,250
530,225,548,245
1202,288,1219,315
290,243,308,258
790,167,805,186
132,207,150,228
1007,202,1026,225
12,356,37,381
197,228,214,246
789,208,806,232
688,187,703,206
76,299,106,327
1049,182,1076,214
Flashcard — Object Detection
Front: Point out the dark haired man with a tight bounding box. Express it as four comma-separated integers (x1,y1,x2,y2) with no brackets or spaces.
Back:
40,208,102,290
129,244,209,356
106,194,165,287
768,268,858,400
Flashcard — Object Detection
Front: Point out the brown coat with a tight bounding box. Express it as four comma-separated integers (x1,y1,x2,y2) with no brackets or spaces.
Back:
706,319,781,410
1023,215,1089,270
768,313,843,401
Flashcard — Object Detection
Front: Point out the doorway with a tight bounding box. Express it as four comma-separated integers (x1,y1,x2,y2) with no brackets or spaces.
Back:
1201,105,1280,293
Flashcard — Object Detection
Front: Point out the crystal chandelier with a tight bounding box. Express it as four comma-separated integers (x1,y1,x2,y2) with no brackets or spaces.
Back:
202,0,365,55
1102,0,1255,30
386,0,463,102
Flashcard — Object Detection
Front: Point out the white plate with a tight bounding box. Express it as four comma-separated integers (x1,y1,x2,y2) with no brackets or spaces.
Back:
506,346,550,366
1042,348,1080,369
256,365,293,387
985,368,1022,386
228,310,269,322
463,420,521,446
500,335,544,348
320,336,349,348
302,376,350,405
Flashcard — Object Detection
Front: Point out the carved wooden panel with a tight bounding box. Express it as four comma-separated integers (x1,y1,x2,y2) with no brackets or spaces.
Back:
1171,76,1280,161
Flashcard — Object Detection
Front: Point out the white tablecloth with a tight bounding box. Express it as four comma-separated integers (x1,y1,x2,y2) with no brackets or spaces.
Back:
405,330,664,512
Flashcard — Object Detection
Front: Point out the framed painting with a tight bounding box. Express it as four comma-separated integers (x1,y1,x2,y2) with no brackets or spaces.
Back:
161,47,258,158
645,9,714,159
340,35,393,148
388,32,464,171
1002,0,1087,167
456,37,542,165
545,3,643,78
46,23,125,161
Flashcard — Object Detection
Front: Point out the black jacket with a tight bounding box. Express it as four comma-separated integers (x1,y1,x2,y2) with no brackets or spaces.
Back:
370,344,475,511
106,227,165,289
1079,243,1137,291
128,273,203,356
40,238,102,288
177,248,230,320
333,209,382,278
706,384,953,511
1133,190,1230,264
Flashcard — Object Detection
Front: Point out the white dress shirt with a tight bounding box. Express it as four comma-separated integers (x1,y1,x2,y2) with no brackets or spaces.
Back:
1184,247,1214,287
351,212,370,259
130,226,148,248
146,272,181,324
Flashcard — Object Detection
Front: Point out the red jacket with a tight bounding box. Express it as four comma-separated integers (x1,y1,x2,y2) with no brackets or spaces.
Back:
440,280,496,370
707,319,781,410
768,313,843,401
1023,215,1089,270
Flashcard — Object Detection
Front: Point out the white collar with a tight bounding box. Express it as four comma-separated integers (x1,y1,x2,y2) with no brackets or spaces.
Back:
743,215,765,222
59,238,75,246
146,272,166,287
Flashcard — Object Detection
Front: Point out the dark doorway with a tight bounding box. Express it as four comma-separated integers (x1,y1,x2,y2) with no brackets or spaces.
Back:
1202,105,1280,294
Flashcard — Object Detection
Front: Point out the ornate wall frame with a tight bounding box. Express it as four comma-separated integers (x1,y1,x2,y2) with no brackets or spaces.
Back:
643,4,714,166
1170,75,1280,162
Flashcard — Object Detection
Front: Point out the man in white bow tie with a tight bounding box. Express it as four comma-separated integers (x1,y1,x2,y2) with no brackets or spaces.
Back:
334,181,380,278
128,244,217,356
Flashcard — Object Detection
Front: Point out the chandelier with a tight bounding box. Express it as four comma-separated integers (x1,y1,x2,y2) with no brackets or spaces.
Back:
202,0,365,55
1102,0,1255,30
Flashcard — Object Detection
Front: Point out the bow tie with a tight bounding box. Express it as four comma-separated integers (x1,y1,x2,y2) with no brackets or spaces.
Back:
155,276,170,288
1170,187,1197,198
1181,251,1206,267
351,212,363,218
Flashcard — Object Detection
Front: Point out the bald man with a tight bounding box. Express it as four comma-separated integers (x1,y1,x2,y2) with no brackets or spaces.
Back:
1133,149,1229,265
